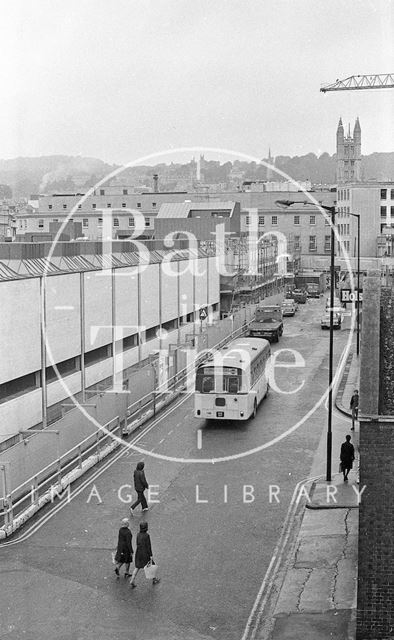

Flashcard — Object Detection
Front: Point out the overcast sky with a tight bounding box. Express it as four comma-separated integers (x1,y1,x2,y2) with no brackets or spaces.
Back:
1,0,393,164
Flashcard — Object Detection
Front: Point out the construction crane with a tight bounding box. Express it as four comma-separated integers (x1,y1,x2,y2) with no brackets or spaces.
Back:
320,74,394,93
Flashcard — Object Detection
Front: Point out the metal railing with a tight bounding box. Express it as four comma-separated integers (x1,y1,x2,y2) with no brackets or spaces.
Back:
0,416,121,536
0,298,278,537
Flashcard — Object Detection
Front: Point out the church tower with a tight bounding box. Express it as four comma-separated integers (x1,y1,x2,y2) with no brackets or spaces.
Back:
336,117,361,183
266,148,275,181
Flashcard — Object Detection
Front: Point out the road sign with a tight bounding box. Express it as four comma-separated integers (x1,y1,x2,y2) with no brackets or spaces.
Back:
340,289,363,303
199,308,207,320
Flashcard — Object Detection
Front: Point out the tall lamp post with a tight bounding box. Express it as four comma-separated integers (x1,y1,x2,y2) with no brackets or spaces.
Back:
350,213,360,357
276,200,336,482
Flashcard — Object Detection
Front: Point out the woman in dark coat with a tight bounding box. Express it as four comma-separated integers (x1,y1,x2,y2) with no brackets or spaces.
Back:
114,518,133,578
129,522,160,587
340,434,355,482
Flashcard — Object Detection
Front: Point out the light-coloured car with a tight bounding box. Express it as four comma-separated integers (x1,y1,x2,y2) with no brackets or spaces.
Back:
321,311,341,329
282,299,297,316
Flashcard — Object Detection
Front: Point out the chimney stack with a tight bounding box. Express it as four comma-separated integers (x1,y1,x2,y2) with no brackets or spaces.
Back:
153,174,159,193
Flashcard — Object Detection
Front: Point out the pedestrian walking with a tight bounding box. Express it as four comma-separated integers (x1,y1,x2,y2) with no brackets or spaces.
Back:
130,461,149,515
350,389,359,430
340,434,355,482
114,518,133,578
129,521,160,588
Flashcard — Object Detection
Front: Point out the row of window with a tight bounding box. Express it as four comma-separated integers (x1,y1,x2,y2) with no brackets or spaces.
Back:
338,189,350,201
244,215,319,226
338,224,350,235
35,217,151,229
293,236,331,252
381,206,394,218
0,308,217,405
338,240,351,253
48,201,157,210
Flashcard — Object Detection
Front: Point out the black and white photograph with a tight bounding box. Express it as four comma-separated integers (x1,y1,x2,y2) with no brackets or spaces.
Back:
0,1,393,638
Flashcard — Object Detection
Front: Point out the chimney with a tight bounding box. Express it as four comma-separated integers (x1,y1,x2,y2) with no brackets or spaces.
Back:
153,174,159,193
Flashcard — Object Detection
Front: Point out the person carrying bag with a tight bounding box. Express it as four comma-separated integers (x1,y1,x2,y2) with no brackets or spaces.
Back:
129,521,160,588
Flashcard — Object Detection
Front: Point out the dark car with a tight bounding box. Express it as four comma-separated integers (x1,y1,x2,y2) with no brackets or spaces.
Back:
292,289,307,304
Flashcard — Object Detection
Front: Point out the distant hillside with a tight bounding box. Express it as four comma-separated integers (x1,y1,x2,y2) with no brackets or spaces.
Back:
0,156,117,198
0,152,393,198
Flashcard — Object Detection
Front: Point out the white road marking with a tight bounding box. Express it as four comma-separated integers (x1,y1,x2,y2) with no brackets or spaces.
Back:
241,473,323,640
158,438,164,444
197,429,202,450
54,305,75,310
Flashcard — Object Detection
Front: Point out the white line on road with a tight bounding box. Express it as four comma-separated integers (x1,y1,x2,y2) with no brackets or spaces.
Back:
54,305,75,310
158,438,164,444
240,473,323,640
197,429,202,450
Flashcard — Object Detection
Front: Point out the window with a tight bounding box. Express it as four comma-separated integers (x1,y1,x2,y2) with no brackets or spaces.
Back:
309,236,316,252
145,217,151,227
24,220,27,228
121,334,138,351
271,215,278,225
107,203,111,208
78,204,81,209
324,236,331,252
100,189,105,196
98,217,103,227
38,219,44,228
325,217,330,225
63,204,67,209
128,217,135,227
294,236,300,250
391,189,394,200
46,357,79,382
309,215,316,225
122,202,126,208
294,215,300,225
391,207,394,222
152,202,156,208
245,216,250,226
85,344,112,366
0,372,38,404
113,217,119,227
82,218,88,228
381,189,387,199
137,203,141,208
48,204,53,210
92,203,96,209
123,189,128,195
381,206,387,217
258,215,265,226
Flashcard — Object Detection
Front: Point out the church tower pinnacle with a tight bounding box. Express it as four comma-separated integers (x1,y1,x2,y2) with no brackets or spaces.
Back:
336,117,361,183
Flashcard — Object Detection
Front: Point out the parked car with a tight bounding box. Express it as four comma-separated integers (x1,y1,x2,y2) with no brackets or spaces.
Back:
321,311,342,329
281,299,297,316
292,289,307,304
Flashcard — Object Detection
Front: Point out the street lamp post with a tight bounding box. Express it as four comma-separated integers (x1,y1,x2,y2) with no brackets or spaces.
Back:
276,200,336,482
350,213,360,357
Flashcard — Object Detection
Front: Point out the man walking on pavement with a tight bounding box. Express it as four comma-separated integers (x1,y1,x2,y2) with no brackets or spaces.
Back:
350,389,359,430
340,435,355,482
130,461,149,515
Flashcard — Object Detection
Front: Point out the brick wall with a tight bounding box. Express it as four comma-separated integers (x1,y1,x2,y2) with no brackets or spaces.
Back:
357,275,394,639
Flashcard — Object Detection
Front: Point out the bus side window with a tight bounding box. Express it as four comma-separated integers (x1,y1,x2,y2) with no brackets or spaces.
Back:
202,377,214,393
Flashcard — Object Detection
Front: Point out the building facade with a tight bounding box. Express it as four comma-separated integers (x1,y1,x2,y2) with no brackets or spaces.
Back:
0,241,219,448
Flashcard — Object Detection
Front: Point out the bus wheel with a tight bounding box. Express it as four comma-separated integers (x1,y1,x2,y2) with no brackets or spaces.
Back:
253,399,257,418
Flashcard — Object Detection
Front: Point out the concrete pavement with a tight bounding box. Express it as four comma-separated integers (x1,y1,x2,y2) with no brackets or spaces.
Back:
258,347,360,639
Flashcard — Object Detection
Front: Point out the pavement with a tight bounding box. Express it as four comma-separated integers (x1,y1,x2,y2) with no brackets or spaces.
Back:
259,344,360,640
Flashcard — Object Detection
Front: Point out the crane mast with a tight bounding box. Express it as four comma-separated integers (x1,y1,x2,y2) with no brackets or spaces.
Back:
321,74,394,93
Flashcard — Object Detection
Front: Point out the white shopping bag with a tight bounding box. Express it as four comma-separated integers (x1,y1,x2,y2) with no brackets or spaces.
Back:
144,561,158,579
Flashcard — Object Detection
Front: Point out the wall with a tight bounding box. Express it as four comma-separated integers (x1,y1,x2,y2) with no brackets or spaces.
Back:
0,252,220,444
357,274,394,639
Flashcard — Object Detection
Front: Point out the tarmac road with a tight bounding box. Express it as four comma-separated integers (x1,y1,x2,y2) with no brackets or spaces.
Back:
0,297,351,640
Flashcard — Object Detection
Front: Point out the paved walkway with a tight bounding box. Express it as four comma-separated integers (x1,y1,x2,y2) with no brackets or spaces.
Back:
259,346,360,639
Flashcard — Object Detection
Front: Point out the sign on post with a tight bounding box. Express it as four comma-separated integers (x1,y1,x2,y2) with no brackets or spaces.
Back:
340,289,363,304
199,308,208,320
